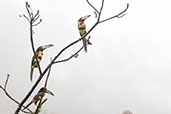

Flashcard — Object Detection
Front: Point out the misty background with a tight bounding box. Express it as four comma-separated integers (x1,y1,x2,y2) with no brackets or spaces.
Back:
0,0,171,114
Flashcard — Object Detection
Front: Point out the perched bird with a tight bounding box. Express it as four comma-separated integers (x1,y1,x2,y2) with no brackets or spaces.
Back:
23,87,54,110
78,15,91,52
30,44,54,81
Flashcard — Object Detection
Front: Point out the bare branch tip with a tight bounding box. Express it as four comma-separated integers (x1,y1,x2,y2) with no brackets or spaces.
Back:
124,3,129,11
118,14,126,18
41,98,48,105
25,2,30,8
127,3,130,8
19,15,22,17
86,0,99,14
94,11,98,18
74,54,79,58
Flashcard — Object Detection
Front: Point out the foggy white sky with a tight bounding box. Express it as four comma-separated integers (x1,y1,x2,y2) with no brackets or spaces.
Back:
0,0,171,114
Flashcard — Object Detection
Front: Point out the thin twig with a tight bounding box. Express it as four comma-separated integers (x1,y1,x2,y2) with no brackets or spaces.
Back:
0,75,33,114
86,0,99,14
4,74,10,90
32,15,40,23
25,2,32,20
118,14,126,18
41,98,48,105
23,2,43,76
54,47,83,63
23,14,30,22
34,99,48,114
33,10,40,19
30,23,42,75
99,3,129,23
33,19,42,26
0,87,19,104
97,0,104,22
99,0,104,15
25,2,43,76
34,58,53,113
54,36,91,64
45,59,52,87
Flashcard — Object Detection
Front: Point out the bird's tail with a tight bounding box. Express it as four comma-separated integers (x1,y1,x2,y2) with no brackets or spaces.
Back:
23,101,33,110
30,67,34,81
82,37,87,52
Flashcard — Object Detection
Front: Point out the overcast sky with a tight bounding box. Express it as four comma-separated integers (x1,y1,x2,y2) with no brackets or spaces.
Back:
0,0,171,114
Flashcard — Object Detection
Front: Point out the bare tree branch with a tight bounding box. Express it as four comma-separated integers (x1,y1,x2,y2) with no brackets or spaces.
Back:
34,59,53,114
15,3,45,113
54,36,91,64
44,60,52,88
32,15,40,24
22,2,43,78
25,2,32,21
41,98,48,105
4,74,10,90
86,0,99,14
0,75,33,114
99,3,129,23
100,0,104,13
26,3,43,76
33,10,40,20
33,19,42,26
22,14,30,22
98,0,104,21
34,98,48,114
54,47,83,63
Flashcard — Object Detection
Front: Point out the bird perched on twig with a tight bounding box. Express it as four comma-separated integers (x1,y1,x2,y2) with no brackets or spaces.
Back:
78,15,91,52
23,87,54,110
30,44,54,81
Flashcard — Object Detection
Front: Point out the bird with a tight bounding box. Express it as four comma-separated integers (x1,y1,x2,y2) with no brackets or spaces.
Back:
78,15,91,52
23,87,54,110
30,44,54,81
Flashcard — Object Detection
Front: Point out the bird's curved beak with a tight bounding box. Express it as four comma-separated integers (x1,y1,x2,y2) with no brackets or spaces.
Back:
42,44,54,50
46,89,54,96
83,15,91,20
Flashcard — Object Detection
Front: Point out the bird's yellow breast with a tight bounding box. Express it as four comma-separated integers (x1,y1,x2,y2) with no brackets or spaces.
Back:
38,51,43,58
78,22,86,29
